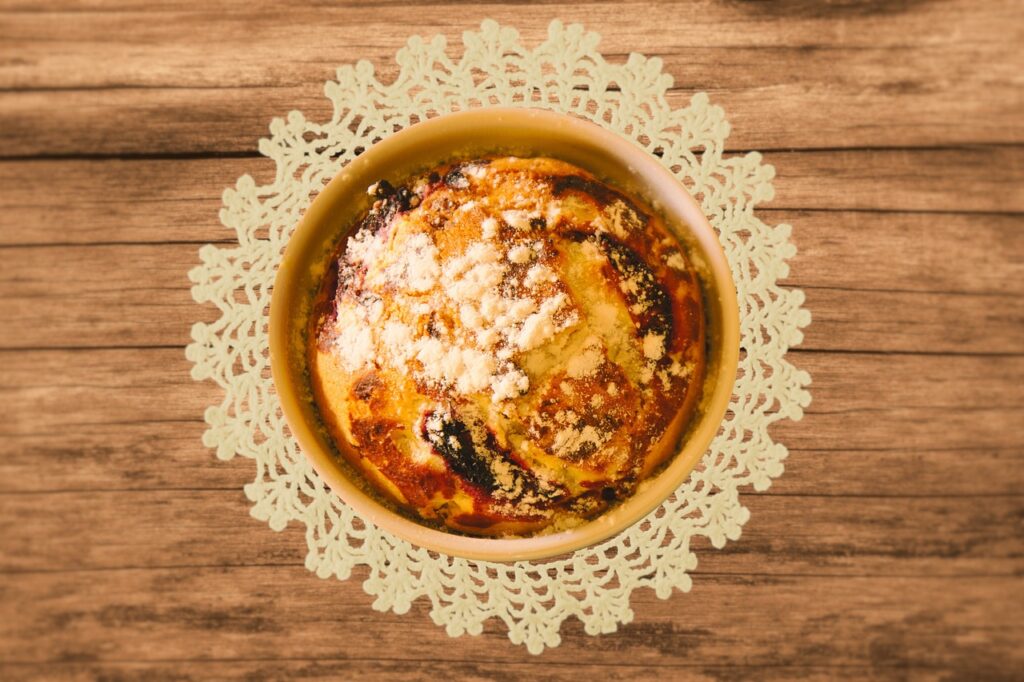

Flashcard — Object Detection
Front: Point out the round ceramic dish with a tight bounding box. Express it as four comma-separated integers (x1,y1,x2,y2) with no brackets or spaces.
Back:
269,108,740,562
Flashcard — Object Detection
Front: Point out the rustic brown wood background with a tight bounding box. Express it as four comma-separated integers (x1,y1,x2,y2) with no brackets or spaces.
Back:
2,1,1023,680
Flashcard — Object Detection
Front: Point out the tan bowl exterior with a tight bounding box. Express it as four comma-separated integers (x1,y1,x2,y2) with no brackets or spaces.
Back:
269,108,739,562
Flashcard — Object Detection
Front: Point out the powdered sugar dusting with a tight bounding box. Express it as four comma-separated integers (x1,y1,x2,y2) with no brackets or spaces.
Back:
507,244,533,264
524,263,557,288
330,181,578,403
385,232,440,292
333,308,375,371
481,216,499,239
552,423,609,459
501,209,539,231
566,336,604,378
665,250,689,271
642,333,666,360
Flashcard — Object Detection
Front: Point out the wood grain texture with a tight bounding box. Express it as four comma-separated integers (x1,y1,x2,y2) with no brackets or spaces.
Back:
3,489,1022,576
3,150,1023,247
5,409,1021,496
0,661,954,682
1,567,1020,673
3,347,1022,442
2,216,1023,352
1,1,1022,155
2,0,1022,679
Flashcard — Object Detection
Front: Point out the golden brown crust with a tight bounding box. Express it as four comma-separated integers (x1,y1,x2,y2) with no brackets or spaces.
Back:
308,156,705,536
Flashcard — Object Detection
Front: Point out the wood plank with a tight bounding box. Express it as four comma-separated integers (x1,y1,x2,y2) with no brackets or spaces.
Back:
780,210,1024,298
0,158,250,246
5,420,1021,496
1,2,1021,154
770,147,1024,214
0,244,218,349
796,287,1024,355
3,349,1022,494
0,490,302,573
4,347,1021,434
1,0,1016,21
3,349,215,432
773,406,1022,452
1,489,1020,577
3,151,1023,247
693,495,1024,577
0,566,1019,672
2,85,1023,162
2,230,1023,352
1,421,251,492
772,447,1024,498
0,660,909,682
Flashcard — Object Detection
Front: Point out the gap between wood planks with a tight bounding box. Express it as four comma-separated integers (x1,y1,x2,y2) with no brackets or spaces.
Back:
0,658,953,670
0,659,999,682
0,486,1019,499
0,565,1017,580
2,206,1023,251
0,344,1020,357
1,142,1021,163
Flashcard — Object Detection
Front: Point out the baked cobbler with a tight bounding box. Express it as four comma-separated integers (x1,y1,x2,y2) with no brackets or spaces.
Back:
309,156,706,536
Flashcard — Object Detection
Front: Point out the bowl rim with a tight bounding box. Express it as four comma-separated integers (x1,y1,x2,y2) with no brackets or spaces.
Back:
269,107,740,563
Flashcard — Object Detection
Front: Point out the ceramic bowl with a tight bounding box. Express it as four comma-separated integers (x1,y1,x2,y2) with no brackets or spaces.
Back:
269,108,739,562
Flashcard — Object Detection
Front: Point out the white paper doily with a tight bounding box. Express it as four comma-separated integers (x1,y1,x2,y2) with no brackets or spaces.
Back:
187,19,811,654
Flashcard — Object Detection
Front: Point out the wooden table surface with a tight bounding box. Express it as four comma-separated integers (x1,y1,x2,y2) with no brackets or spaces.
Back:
2,1,1022,680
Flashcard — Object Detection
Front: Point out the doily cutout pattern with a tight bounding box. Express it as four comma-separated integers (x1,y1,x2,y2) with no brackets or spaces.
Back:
187,19,811,654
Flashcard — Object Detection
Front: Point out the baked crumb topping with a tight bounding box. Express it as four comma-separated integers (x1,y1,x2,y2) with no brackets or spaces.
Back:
310,156,706,536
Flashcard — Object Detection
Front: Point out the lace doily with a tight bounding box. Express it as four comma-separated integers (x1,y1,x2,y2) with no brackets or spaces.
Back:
187,19,811,654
